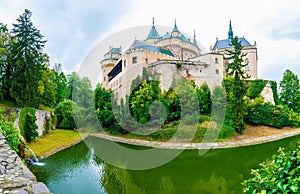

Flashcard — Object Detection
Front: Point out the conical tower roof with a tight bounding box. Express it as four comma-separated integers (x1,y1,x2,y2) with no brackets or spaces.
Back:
146,17,160,39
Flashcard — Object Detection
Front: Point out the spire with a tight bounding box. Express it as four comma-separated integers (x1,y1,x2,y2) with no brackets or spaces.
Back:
193,29,196,44
228,20,233,41
146,17,160,40
172,18,179,32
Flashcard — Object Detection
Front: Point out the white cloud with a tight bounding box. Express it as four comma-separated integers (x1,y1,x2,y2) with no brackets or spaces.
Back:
1,0,300,83
102,0,300,82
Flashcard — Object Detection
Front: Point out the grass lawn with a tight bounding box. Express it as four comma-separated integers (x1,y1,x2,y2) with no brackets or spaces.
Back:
25,129,87,159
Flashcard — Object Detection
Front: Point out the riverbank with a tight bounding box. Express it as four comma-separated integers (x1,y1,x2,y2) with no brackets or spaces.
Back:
91,126,300,149
25,129,88,159
25,126,300,159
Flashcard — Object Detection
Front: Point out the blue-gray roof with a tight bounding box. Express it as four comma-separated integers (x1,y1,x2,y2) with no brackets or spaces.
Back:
213,37,252,50
111,48,120,54
172,23,179,32
131,40,174,57
160,32,194,44
146,26,160,39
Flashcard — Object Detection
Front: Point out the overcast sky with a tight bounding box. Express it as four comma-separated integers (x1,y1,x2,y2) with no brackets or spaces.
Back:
1,0,300,83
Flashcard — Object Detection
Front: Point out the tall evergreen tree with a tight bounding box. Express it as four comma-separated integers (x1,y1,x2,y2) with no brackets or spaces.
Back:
8,9,47,107
53,64,67,105
224,37,249,134
0,23,11,99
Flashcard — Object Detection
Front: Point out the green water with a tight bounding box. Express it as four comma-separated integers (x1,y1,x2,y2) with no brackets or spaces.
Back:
29,135,300,194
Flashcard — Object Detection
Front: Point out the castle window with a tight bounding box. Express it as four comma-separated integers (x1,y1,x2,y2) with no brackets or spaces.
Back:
216,69,219,74
186,70,189,74
215,57,218,64
145,58,148,64
132,56,137,64
124,60,126,67
104,77,106,81
245,58,250,70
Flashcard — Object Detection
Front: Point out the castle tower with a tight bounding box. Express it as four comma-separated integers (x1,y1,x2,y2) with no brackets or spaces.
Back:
145,17,160,44
171,19,180,37
101,46,122,89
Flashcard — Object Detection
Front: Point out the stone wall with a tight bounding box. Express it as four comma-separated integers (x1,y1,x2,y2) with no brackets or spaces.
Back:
5,108,52,137
0,133,51,193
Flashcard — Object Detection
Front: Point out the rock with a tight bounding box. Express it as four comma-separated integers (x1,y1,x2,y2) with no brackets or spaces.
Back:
32,182,51,193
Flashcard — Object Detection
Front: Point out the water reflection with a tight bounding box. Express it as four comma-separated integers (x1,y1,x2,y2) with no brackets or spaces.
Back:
30,135,300,194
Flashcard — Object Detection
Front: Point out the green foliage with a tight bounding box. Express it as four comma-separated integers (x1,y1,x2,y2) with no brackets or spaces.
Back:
247,79,268,99
162,88,181,122
243,146,300,193
270,81,280,105
43,115,51,135
19,108,36,137
223,77,247,134
279,69,300,111
196,82,211,115
129,80,161,123
175,62,182,69
218,121,234,139
0,108,20,152
288,110,300,128
53,63,68,104
0,23,11,100
95,84,127,134
7,9,47,107
245,96,290,129
224,37,249,134
55,100,77,129
24,112,38,143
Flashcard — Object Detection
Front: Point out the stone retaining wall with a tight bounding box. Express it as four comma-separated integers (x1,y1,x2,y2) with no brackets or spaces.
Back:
0,133,51,194
5,108,52,137
92,129,300,150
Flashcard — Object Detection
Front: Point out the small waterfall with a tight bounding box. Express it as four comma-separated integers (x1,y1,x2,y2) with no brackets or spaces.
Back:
26,147,39,162
25,146,45,166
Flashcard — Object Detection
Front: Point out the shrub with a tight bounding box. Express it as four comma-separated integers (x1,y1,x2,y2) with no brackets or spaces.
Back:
289,110,300,128
0,108,21,152
245,97,290,129
243,146,300,193
55,100,77,129
219,121,234,139
24,112,38,143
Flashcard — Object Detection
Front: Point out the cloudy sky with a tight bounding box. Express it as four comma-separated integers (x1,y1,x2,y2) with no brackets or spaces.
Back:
1,0,300,83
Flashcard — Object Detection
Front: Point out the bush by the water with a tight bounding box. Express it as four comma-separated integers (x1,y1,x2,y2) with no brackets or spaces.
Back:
245,96,290,129
243,146,300,193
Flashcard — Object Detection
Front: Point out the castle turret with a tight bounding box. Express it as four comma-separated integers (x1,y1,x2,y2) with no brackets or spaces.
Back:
101,46,122,89
145,18,160,44
171,19,180,37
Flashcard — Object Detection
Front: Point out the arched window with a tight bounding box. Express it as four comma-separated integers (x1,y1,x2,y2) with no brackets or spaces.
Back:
145,58,148,64
215,57,218,64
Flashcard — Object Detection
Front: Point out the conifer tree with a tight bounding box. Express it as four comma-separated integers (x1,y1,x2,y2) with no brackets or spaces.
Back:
8,9,47,107
224,37,249,134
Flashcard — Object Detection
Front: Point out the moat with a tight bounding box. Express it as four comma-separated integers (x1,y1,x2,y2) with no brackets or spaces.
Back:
29,135,300,194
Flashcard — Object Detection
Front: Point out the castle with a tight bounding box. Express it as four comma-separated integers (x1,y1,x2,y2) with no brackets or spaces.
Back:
100,19,258,100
